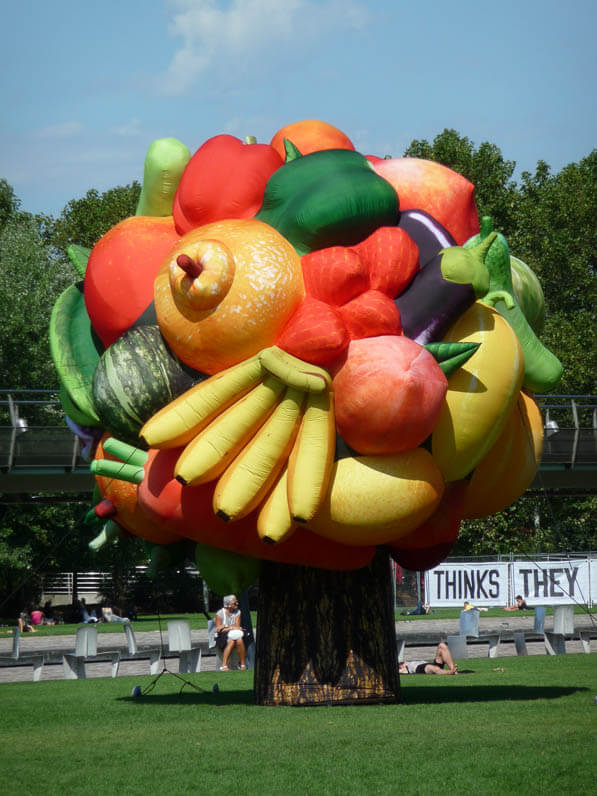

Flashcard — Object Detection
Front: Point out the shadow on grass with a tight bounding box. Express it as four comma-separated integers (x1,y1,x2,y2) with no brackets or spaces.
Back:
117,684,588,708
402,685,589,704
117,687,255,707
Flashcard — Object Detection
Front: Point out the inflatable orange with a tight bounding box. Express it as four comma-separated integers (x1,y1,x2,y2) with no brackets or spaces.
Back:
154,218,305,374
270,120,355,160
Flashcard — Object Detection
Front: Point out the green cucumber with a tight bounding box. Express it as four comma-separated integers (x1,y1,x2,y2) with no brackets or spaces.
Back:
136,137,191,217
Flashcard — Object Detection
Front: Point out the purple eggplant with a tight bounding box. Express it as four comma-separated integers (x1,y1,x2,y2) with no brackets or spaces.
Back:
395,218,495,344
398,209,456,267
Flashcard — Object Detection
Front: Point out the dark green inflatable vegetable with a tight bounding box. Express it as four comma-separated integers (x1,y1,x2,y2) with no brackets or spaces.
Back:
92,326,198,446
256,146,399,256
195,542,261,597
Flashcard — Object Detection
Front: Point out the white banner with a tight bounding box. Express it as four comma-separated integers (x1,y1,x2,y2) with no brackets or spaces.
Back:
511,560,590,605
426,562,509,606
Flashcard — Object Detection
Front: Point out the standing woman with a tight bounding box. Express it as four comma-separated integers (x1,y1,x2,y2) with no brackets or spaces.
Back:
215,595,247,671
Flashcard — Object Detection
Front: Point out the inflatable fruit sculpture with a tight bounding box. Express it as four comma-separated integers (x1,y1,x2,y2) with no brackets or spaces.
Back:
50,122,561,596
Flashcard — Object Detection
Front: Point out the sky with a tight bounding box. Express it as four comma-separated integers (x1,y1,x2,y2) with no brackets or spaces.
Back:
1,0,595,217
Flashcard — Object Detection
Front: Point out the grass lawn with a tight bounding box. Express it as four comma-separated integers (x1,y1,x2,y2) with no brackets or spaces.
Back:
3,604,592,638
1,655,595,795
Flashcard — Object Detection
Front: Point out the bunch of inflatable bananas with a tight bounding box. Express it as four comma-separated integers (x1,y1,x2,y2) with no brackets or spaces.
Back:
50,120,562,591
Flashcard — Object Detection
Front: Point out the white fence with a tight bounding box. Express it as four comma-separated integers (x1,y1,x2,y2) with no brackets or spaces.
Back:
41,567,201,605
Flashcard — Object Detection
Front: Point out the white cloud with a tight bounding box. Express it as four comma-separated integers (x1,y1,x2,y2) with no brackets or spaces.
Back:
111,118,143,137
157,0,369,95
34,121,85,139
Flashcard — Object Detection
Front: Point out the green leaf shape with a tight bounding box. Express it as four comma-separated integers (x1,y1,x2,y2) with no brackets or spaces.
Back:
59,382,98,427
255,148,399,256
195,542,261,597
67,244,91,278
283,138,302,162
424,341,481,377
135,137,191,217
49,282,102,425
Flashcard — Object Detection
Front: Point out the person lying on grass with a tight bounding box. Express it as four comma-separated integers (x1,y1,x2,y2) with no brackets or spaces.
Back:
399,641,458,675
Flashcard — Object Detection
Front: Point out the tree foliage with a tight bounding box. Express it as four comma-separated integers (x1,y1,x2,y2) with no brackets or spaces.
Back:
49,182,140,253
0,214,73,390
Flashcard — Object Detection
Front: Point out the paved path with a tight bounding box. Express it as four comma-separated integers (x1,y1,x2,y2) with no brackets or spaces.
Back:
1,614,594,684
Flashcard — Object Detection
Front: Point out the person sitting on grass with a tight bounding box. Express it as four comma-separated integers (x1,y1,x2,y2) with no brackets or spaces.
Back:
399,641,458,675
18,610,36,633
215,594,247,671
504,595,529,611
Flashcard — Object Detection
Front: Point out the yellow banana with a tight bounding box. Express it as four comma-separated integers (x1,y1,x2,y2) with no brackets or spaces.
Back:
259,346,331,393
213,387,305,521
140,355,263,448
174,376,285,486
287,387,335,523
257,468,297,544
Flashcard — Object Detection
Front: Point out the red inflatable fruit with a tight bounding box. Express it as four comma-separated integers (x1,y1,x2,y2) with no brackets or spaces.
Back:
332,335,447,454
84,216,180,346
173,134,283,236
368,157,480,245
389,481,467,571
138,448,375,571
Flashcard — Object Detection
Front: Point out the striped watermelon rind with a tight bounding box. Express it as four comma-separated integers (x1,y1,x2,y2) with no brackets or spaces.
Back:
92,325,203,446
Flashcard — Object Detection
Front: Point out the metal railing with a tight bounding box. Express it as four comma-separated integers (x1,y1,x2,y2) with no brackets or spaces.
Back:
1,391,596,493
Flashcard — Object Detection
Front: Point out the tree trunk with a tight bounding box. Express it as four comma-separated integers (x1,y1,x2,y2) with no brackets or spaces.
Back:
255,549,400,706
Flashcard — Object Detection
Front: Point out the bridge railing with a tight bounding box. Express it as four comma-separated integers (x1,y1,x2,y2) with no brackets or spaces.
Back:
1,390,596,487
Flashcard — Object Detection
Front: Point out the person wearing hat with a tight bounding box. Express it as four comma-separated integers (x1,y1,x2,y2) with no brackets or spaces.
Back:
214,595,247,671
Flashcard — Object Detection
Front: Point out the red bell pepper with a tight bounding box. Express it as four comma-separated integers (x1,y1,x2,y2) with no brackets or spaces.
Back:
173,134,283,235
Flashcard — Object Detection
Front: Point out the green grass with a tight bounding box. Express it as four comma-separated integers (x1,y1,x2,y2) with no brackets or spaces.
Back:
1,655,595,794
4,604,593,637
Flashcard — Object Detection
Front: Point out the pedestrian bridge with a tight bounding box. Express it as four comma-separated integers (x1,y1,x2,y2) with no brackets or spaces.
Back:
1,391,596,498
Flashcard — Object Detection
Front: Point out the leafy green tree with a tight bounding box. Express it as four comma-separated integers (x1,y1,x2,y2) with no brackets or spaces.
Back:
49,182,140,253
0,501,145,618
508,153,597,315
0,213,74,391
456,495,597,557
0,179,20,232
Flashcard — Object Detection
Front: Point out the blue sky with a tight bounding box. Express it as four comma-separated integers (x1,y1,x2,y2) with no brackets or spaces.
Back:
1,0,595,217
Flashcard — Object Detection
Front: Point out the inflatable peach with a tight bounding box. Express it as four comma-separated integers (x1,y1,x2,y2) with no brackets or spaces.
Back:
332,335,447,454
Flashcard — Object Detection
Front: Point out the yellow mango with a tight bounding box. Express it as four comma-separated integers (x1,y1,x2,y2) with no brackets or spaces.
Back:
308,448,444,546
463,391,543,518
431,302,524,481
